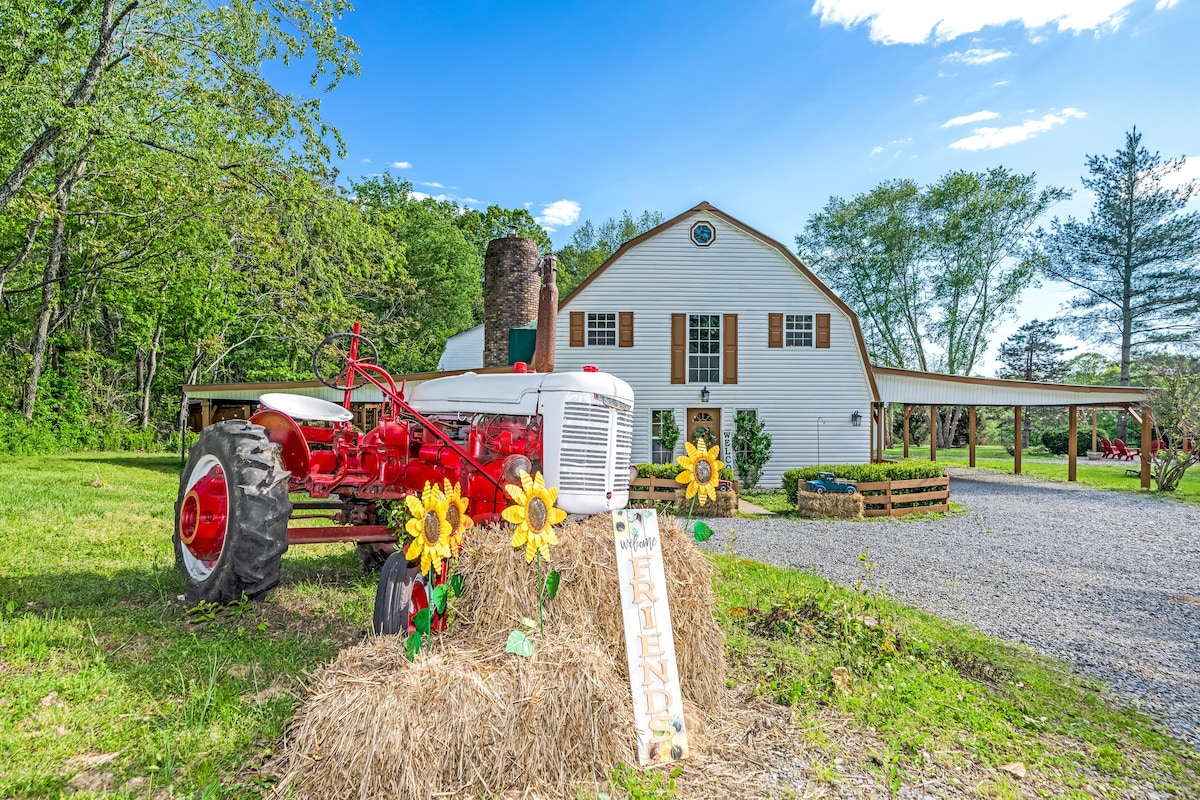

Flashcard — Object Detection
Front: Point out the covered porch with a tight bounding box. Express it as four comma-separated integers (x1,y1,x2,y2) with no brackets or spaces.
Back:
867,367,1155,488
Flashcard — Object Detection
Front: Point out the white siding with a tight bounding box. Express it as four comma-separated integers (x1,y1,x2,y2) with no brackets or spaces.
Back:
438,325,484,371
555,213,873,487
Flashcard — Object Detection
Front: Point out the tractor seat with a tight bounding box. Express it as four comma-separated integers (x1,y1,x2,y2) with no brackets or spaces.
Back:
258,393,353,423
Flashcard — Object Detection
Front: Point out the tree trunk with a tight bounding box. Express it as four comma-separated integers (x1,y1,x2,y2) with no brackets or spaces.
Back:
139,324,162,429
21,207,68,419
937,406,961,449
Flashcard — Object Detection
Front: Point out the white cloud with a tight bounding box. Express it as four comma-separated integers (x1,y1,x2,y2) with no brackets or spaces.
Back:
523,201,533,209
810,0,1139,45
943,47,1012,65
948,108,1085,151
360,157,372,164
390,161,413,169
1156,0,1182,9
419,181,444,188
535,199,581,232
460,197,480,205
913,94,930,104
992,80,1009,87
941,109,1001,128
870,146,885,156
1159,156,1200,193
890,137,913,145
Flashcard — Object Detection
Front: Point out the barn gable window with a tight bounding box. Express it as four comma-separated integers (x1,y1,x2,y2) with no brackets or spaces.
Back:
785,314,814,347
586,313,617,346
688,314,721,384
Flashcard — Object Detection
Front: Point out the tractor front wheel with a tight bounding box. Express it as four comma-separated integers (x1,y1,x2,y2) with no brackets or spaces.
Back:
174,420,291,603
373,551,431,636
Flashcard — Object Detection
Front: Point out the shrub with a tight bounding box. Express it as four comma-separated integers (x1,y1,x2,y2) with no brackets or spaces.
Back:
1040,427,1092,456
781,460,946,505
732,412,772,490
636,462,733,481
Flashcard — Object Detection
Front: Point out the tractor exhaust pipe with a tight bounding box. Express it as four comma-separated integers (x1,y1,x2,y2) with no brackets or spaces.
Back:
529,253,557,373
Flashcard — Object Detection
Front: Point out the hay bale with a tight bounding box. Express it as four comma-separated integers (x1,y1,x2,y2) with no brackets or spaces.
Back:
674,488,738,518
795,490,864,519
276,514,726,799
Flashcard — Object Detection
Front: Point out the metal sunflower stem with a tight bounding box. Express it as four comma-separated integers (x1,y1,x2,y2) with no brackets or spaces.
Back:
687,493,697,535
536,553,544,634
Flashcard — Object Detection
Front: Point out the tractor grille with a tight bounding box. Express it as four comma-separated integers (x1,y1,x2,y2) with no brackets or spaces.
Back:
560,401,627,494
613,408,633,493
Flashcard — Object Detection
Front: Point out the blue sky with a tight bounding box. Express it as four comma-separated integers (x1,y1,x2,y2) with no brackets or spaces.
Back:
280,0,1199,374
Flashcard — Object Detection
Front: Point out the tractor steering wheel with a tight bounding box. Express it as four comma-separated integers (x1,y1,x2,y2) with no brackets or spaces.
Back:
312,332,381,391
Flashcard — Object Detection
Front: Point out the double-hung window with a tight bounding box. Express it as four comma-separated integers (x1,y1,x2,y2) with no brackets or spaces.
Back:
587,313,616,346
687,314,721,383
785,314,814,347
650,410,674,463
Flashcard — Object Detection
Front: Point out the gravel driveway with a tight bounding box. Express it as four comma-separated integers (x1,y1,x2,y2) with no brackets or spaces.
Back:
699,469,1200,749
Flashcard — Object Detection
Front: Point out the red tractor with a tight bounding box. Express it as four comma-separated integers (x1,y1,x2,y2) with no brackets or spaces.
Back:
174,326,634,633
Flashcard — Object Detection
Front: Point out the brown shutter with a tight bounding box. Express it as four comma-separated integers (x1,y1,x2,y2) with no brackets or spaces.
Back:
768,313,783,348
671,313,685,384
723,314,738,384
569,311,584,347
816,313,831,348
619,311,634,347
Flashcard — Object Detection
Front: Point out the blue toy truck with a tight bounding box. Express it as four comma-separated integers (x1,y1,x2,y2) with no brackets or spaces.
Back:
804,471,858,494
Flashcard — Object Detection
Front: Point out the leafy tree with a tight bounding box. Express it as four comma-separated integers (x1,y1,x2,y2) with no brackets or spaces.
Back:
798,168,1067,446
458,205,553,263
1038,128,1200,439
557,210,664,295
996,319,1073,446
1143,355,1200,491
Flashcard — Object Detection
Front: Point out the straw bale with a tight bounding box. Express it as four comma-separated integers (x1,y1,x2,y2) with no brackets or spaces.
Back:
674,488,738,518
795,490,864,520
275,513,728,799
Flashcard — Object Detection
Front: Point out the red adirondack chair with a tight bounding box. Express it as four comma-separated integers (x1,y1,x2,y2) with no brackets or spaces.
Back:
1113,439,1137,461
1099,438,1116,458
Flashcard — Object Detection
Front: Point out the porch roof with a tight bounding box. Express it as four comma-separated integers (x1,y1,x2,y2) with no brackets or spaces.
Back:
872,366,1151,408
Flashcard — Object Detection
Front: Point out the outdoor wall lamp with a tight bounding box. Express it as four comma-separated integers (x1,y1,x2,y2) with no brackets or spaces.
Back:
700,386,710,403
850,410,862,427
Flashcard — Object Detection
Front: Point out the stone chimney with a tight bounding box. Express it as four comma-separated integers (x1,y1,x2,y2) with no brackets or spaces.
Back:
482,231,540,368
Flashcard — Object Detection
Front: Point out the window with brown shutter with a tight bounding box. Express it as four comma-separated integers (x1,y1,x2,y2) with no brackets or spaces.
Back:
723,314,738,384
768,313,783,348
671,314,685,384
815,313,831,348
619,312,634,347
569,311,584,347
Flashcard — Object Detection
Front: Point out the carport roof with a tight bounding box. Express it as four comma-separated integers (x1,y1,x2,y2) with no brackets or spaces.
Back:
872,366,1151,408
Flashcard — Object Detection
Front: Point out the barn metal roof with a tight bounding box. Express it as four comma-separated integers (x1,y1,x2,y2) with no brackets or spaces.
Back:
872,366,1150,407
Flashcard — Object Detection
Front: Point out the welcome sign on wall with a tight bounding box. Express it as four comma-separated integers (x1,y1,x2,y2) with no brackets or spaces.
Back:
612,508,689,766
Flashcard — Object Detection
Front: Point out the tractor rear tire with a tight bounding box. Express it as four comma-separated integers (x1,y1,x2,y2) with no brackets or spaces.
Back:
373,551,427,636
174,420,291,603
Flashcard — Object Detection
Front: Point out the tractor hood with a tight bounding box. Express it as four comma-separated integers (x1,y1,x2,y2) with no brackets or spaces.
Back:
407,370,633,416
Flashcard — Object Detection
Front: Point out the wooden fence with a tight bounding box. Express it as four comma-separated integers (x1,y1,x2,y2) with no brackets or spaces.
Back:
628,476,739,506
856,476,950,518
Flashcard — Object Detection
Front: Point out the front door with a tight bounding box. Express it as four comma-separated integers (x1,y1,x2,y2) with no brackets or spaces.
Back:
686,408,720,451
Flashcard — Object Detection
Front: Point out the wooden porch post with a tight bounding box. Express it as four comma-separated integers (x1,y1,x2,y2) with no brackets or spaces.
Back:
1091,408,1098,453
868,405,875,463
1014,405,1023,475
1068,405,1078,482
200,399,212,430
902,405,911,458
968,406,977,468
929,405,937,462
1141,406,1153,489
878,403,885,463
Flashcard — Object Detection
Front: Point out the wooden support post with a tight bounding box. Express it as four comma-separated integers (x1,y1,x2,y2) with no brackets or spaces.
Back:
200,399,212,430
877,403,885,463
968,406,977,468
1014,405,1023,475
868,405,875,463
1091,408,1098,453
929,405,937,462
902,405,911,459
1068,405,1078,482
1141,406,1153,489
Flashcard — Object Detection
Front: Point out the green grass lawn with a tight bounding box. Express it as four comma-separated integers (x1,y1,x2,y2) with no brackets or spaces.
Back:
1,453,1196,798
885,444,1066,460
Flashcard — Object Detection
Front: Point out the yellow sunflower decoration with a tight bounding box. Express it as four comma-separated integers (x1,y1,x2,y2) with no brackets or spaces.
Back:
442,479,474,555
675,438,724,506
403,482,453,574
501,470,567,563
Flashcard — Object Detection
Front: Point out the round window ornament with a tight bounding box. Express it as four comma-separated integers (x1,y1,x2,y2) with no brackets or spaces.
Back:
690,220,715,247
